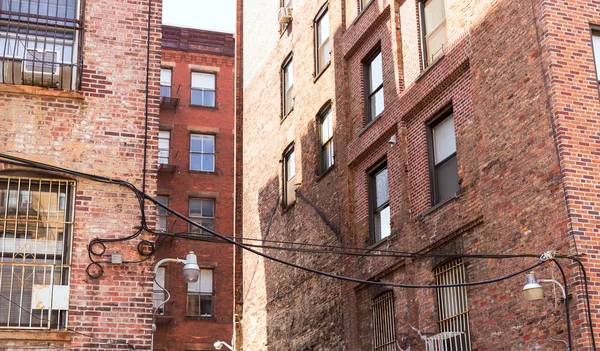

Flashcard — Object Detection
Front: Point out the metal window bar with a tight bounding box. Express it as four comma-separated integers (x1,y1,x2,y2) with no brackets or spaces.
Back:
371,290,396,351
0,0,84,90
0,175,74,329
434,259,472,351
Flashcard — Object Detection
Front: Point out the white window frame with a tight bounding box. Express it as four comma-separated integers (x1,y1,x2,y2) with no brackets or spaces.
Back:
315,5,330,75
187,268,214,317
282,56,294,116
190,72,216,107
420,0,447,67
158,130,170,165
189,134,215,172
319,106,334,174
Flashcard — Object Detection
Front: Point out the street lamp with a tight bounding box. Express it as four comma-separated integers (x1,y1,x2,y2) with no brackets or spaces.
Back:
153,251,200,316
522,271,566,302
214,341,233,350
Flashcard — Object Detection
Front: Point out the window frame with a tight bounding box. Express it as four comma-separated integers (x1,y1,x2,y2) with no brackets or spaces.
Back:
282,144,296,208
156,195,169,233
186,268,215,318
371,290,396,351
281,54,294,117
419,0,447,69
368,160,390,243
158,130,170,165
189,133,216,172
160,68,172,98
190,71,217,108
359,0,372,12
188,197,215,235
314,3,330,76
318,103,334,175
363,46,384,124
434,258,472,350
591,27,600,93
153,266,167,315
426,105,458,206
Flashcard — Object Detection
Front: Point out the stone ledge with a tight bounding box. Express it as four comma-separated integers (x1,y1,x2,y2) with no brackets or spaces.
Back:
0,84,85,100
0,329,71,342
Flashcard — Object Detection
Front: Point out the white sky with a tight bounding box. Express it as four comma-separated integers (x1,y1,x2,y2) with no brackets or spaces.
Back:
162,0,236,33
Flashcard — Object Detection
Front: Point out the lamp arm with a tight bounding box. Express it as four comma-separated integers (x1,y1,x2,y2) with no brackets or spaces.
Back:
153,258,186,315
539,279,567,300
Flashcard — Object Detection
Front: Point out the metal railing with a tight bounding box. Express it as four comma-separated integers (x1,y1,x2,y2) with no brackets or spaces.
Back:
0,175,75,329
0,0,84,90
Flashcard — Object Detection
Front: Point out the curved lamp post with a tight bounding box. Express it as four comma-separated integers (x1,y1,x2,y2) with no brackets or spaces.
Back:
214,341,233,350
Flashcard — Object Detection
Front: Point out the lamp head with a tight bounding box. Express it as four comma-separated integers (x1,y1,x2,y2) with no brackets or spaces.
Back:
183,251,200,283
523,272,544,301
214,341,223,350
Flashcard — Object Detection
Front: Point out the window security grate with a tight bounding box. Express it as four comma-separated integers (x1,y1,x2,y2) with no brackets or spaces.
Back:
0,175,75,329
0,0,84,90
371,290,396,351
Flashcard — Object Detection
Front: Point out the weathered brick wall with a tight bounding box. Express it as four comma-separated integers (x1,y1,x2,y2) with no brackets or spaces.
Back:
0,0,162,349
152,27,236,351
242,0,597,350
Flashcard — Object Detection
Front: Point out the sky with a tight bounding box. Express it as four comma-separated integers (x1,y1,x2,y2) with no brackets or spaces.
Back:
162,0,236,33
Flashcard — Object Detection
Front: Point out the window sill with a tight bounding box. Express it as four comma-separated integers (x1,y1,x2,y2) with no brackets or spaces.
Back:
188,169,217,175
0,84,84,100
280,106,294,124
367,233,397,251
415,53,446,84
313,62,331,83
281,200,296,214
186,315,216,322
418,192,458,219
189,104,218,110
316,164,335,182
0,329,71,342
358,112,384,137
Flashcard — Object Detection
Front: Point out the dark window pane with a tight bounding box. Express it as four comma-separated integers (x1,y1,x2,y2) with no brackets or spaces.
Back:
200,295,213,316
436,156,458,203
201,200,214,217
187,294,200,316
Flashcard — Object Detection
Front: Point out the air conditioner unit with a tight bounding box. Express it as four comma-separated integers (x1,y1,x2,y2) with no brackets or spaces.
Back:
22,49,60,87
425,331,465,351
278,7,293,24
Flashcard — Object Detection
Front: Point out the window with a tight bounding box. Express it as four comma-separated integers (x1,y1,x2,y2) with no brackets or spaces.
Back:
156,195,168,232
369,162,390,242
160,68,172,98
359,0,370,12
283,146,296,207
191,72,216,107
427,109,458,205
282,56,294,116
0,175,75,329
153,266,166,315
187,269,213,317
319,106,334,173
158,130,170,165
371,291,396,351
0,0,83,89
434,259,472,350
420,0,447,67
592,30,600,88
188,198,214,235
365,48,384,123
190,134,215,172
314,5,330,75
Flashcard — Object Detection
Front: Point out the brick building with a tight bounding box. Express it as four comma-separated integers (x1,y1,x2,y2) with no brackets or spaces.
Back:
152,25,235,351
0,0,161,349
238,0,600,350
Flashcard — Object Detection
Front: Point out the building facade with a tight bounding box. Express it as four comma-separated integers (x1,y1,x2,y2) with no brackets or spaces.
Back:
239,0,600,350
0,0,161,349
152,25,235,351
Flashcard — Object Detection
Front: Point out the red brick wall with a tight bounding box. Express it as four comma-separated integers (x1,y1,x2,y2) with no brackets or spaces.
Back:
0,0,162,349
152,27,235,351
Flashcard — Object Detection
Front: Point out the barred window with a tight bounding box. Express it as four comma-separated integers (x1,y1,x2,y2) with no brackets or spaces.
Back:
0,0,84,90
434,259,472,350
0,174,75,329
187,268,213,317
371,290,396,351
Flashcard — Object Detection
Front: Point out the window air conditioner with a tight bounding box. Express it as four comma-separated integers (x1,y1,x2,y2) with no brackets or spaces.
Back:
278,7,293,24
22,49,60,87
425,331,466,351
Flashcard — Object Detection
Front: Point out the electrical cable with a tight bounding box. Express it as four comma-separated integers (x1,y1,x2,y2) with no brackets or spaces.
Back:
553,259,573,351
0,292,134,349
568,257,597,350
141,0,152,195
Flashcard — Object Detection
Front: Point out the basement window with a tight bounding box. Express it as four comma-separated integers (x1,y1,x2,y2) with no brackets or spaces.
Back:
0,0,84,90
371,291,396,351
